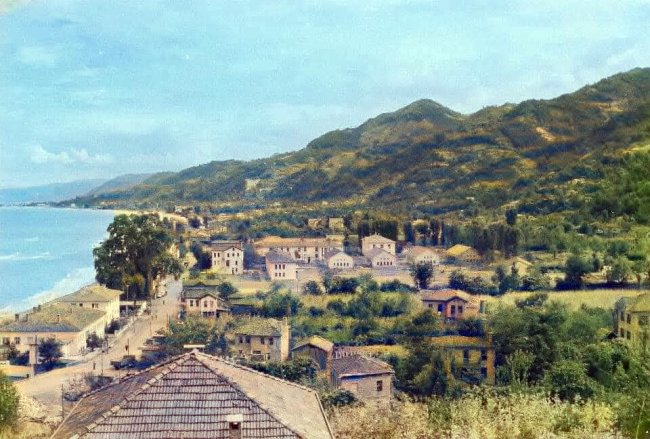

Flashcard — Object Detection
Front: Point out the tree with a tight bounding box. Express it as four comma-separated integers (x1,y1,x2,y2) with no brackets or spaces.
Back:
410,262,434,289
217,281,238,299
94,214,184,297
403,222,415,244
606,257,631,285
505,208,518,226
39,337,63,370
0,371,19,431
302,280,323,295
558,254,592,290
86,332,103,351
543,360,596,402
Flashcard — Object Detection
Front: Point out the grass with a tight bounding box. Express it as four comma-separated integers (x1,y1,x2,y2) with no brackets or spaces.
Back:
490,288,647,310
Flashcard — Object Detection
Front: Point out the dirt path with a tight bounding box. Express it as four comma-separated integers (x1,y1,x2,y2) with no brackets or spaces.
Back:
15,279,181,416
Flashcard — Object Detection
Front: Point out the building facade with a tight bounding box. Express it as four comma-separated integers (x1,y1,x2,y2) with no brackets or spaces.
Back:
325,250,354,270
231,318,290,361
419,289,481,320
208,241,244,275
430,334,496,385
179,284,230,321
366,248,397,268
54,284,121,324
404,246,441,266
291,335,334,371
330,355,394,403
361,234,396,256
614,293,650,348
446,244,482,264
265,250,299,280
254,236,344,264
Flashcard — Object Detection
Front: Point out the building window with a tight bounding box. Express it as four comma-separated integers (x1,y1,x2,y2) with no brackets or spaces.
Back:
620,312,624,321
437,304,443,313
458,305,463,314
376,380,383,392
2,337,9,345
627,314,631,324
480,367,488,378
246,337,251,344
14,337,20,345
261,337,265,345
626,331,631,340
238,336,243,344
481,349,487,361
463,349,469,363
620,328,624,337
451,305,456,315
639,315,649,326
269,338,274,345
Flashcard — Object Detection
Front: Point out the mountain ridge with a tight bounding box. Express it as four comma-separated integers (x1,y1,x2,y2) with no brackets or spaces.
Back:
66,67,650,215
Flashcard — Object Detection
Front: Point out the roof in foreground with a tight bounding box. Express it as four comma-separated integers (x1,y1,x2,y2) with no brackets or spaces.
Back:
51,350,333,439
331,355,394,378
362,233,395,244
430,335,493,348
265,250,297,264
0,303,105,333
55,284,122,303
365,248,394,259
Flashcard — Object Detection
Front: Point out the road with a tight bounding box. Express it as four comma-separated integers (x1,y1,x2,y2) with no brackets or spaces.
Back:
16,279,181,416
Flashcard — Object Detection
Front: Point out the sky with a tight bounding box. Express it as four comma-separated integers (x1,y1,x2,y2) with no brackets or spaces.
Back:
1,0,649,188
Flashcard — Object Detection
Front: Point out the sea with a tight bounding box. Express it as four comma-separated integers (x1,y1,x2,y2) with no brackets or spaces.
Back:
0,206,116,313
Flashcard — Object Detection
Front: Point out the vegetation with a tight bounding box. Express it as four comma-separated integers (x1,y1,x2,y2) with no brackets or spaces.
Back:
38,338,63,371
93,214,184,297
0,371,19,432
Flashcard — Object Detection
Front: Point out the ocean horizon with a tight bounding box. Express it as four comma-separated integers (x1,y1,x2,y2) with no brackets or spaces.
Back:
0,206,115,313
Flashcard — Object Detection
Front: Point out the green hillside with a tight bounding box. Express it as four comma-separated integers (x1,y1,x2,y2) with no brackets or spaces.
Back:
69,68,650,216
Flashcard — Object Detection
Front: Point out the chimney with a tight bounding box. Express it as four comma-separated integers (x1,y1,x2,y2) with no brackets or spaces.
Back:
226,414,243,439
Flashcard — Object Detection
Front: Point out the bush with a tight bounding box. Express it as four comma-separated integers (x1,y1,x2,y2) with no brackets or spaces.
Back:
303,280,323,295
0,371,19,431
380,279,417,293
39,337,63,370
321,389,357,408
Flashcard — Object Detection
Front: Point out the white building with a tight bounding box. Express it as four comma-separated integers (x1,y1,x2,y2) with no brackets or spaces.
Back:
209,241,244,275
265,251,299,280
403,246,441,266
361,234,396,256
254,236,343,264
366,248,396,268
325,250,354,270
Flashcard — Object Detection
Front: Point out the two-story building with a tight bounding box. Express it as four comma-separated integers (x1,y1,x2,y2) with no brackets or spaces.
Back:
0,302,107,360
254,236,344,264
179,283,230,321
330,355,394,403
614,293,650,347
231,317,290,361
361,234,396,256
208,240,244,275
430,334,496,384
265,250,299,281
54,284,121,326
419,289,480,320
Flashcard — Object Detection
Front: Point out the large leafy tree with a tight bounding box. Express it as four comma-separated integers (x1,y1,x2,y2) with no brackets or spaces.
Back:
94,214,183,298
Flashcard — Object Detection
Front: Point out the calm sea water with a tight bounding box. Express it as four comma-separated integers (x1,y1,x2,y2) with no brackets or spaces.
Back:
0,206,115,312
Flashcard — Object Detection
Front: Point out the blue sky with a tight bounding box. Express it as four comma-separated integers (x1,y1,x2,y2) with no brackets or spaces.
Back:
1,0,649,188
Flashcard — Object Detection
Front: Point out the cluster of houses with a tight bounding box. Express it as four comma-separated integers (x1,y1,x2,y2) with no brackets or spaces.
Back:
177,280,498,404
199,231,490,284
0,284,122,363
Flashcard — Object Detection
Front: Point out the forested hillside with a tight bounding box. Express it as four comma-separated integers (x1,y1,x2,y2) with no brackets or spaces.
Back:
69,68,650,217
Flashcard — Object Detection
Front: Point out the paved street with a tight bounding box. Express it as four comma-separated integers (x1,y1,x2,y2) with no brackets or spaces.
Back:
16,279,181,416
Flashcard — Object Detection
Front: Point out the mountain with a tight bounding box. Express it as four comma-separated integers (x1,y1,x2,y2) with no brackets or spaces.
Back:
83,173,154,197
0,179,106,204
68,68,650,215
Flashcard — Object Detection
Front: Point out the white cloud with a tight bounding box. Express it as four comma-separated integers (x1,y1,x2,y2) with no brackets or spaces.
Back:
30,145,113,165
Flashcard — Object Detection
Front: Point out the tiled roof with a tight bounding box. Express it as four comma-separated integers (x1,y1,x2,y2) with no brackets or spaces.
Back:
628,293,650,312
208,240,243,251
405,246,436,257
265,250,297,264
365,248,394,259
55,284,122,303
430,335,492,349
181,284,220,300
255,236,342,249
446,244,476,257
51,351,333,439
330,355,393,378
362,234,395,244
233,318,284,337
419,289,472,303
292,336,334,353
0,303,105,333
323,250,351,261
